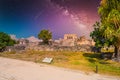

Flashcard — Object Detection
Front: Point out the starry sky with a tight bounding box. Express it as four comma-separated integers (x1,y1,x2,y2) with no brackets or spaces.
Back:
0,0,100,39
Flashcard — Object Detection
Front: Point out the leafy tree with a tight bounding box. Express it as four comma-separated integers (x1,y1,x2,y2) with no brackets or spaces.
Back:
91,0,120,58
0,32,16,51
90,22,104,47
38,29,52,44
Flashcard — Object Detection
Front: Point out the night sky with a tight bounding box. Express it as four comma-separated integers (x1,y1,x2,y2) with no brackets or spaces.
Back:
0,0,100,39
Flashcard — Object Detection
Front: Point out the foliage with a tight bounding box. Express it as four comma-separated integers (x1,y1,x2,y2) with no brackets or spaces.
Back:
98,0,120,46
90,22,104,47
91,0,120,58
0,32,16,50
38,29,52,44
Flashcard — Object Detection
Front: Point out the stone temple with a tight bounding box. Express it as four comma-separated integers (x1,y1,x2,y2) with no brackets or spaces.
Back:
64,34,78,40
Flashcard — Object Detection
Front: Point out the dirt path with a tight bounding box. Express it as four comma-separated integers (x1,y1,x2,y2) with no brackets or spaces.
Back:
0,57,119,80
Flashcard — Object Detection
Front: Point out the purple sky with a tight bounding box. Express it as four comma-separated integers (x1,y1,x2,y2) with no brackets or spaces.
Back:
0,0,100,39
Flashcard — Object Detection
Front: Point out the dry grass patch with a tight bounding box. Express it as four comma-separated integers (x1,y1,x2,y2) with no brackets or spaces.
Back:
0,50,120,76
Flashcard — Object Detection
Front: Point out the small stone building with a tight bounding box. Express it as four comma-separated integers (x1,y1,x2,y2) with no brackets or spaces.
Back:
76,36,95,46
64,34,77,40
61,34,78,46
18,38,29,45
27,36,41,46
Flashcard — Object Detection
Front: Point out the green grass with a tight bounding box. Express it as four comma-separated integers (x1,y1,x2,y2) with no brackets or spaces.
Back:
0,50,120,76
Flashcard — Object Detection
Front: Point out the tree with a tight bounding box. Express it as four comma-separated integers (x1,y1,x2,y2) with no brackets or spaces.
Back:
0,32,16,51
38,29,52,44
90,22,104,47
91,0,120,58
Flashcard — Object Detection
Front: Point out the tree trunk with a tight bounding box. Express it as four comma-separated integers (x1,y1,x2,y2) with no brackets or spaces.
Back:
114,46,120,58
118,48,120,59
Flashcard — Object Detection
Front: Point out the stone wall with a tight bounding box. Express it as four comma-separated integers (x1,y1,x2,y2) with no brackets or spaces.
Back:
5,44,26,52
5,42,93,52
26,44,92,52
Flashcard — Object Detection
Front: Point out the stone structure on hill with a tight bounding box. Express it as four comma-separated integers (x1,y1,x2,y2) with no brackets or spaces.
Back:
18,38,29,45
76,36,95,46
27,36,41,43
5,34,95,52
60,34,78,46
27,36,41,48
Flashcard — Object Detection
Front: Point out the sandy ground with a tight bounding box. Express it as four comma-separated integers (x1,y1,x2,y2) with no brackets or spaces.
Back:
0,57,120,80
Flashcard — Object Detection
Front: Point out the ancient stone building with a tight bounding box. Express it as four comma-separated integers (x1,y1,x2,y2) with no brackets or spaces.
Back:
18,38,29,45
61,34,78,46
76,36,95,46
64,34,77,40
27,36,41,46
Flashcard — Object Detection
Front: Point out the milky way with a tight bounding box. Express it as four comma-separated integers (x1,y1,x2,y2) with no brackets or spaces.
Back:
0,0,100,39
50,0,100,37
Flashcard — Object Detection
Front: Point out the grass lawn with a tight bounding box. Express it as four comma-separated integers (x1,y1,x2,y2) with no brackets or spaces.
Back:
0,50,120,76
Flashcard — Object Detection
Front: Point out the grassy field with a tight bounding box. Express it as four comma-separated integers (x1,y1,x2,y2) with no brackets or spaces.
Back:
0,50,120,76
